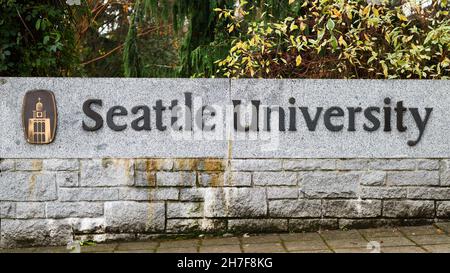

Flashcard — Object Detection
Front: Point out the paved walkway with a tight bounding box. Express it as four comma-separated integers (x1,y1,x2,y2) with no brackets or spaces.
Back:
2,222,450,253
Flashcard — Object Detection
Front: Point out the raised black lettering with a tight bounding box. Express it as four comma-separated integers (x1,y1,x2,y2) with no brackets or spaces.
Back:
363,107,380,132
232,100,260,132
107,106,128,131
347,107,362,132
198,105,216,131
408,108,433,146
169,100,182,131
131,105,151,131
184,93,192,131
153,100,167,131
384,98,392,132
299,107,323,131
82,99,103,131
395,101,407,132
263,107,286,131
288,98,296,132
324,107,344,132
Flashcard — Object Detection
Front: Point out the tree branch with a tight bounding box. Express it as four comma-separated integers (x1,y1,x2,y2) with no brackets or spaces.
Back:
81,25,171,66
81,44,124,66
16,7,35,42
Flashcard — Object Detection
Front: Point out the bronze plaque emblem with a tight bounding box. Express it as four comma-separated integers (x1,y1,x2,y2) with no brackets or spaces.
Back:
22,90,57,144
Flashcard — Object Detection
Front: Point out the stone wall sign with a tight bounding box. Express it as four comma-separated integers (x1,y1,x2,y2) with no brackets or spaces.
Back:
0,78,448,158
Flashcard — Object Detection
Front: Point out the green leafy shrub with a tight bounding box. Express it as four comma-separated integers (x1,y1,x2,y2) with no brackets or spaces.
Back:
0,0,80,76
216,0,449,79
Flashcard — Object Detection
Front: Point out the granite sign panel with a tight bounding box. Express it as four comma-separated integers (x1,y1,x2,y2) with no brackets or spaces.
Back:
0,78,448,158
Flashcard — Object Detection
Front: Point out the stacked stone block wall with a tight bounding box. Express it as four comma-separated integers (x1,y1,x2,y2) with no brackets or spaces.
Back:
1,158,450,248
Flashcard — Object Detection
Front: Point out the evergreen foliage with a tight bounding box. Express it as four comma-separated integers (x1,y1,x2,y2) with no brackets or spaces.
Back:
123,0,142,77
125,0,299,77
2,0,448,79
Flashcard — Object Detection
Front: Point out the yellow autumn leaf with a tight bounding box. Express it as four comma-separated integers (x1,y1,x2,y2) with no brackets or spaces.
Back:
398,13,408,21
385,32,391,43
373,7,379,17
290,35,296,46
331,8,341,18
290,22,299,31
338,35,347,46
346,6,353,20
296,55,302,66
363,33,370,41
250,67,255,77
363,5,370,16
300,21,306,31
289,0,295,4
381,61,388,78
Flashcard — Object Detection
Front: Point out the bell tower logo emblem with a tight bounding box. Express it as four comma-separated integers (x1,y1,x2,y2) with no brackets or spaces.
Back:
22,90,57,144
